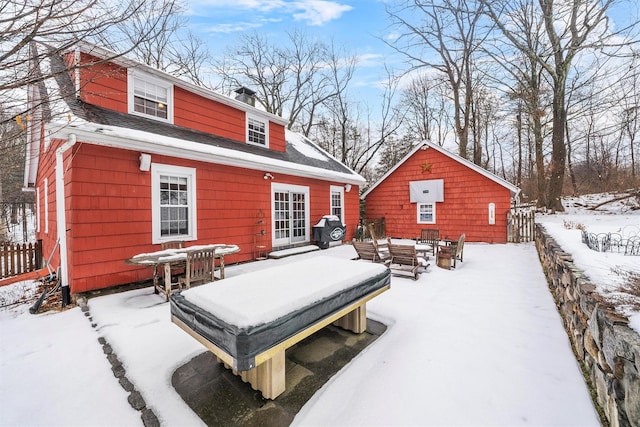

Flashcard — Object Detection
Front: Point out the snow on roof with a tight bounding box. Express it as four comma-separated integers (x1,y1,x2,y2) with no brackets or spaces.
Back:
286,131,329,162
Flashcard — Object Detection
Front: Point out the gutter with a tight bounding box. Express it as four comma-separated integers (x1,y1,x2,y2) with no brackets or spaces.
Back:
55,133,76,306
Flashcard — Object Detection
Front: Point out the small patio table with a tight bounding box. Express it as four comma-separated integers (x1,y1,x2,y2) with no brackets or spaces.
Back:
126,244,240,301
414,243,432,259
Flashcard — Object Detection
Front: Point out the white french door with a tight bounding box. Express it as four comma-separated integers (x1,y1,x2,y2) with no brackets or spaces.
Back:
272,184,310,246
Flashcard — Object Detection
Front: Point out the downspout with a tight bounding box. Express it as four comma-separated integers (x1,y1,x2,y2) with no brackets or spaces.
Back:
56,134,76,306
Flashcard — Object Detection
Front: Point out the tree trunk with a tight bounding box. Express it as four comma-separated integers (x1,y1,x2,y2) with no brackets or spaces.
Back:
547,91,567,212
565,124,577,196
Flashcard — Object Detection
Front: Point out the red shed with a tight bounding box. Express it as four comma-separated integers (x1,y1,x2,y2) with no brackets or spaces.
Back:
362,141,520,243
23,43,364,296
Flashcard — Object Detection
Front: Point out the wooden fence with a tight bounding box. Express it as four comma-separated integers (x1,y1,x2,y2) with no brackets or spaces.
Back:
364,217,386,240
0,240,43,279
508,210,535,243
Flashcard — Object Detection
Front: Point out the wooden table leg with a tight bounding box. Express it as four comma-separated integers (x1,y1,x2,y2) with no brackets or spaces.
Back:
153,265,159,294
238,350,285,399
333,304,367,333
163,262,171,302
219,255,225,280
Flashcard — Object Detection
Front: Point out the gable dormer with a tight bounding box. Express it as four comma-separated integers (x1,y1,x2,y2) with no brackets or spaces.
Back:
65,44,287,152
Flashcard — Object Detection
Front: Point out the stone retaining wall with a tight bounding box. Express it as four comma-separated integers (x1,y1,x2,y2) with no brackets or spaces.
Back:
536,224,640,427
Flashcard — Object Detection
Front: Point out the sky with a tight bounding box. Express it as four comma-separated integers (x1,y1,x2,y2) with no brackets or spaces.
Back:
1,193,639,426
183,0,401,104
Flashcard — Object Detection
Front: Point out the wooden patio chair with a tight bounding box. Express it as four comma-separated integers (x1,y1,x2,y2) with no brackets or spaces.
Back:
366,223,391,258
417,228,439,256
161,240,185,250
450,234,465,268
387,243,429,280
159,240,186,282
352,239,390,264
178,248,217,290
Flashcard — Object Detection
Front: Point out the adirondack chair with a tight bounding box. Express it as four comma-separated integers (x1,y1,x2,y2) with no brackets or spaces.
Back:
352,240,390,264
366,223,390,259
387,243,429,280
450,234,465,268
178,248,217,290
417,228,439,256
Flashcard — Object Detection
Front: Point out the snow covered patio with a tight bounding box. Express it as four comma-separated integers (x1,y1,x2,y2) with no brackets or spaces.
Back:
1,241,601,426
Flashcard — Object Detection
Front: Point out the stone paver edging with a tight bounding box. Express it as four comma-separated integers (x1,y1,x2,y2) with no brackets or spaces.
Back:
77,297,160,427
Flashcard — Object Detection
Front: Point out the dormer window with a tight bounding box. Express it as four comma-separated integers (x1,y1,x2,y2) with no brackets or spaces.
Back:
128,70,173,123
247,114,268,147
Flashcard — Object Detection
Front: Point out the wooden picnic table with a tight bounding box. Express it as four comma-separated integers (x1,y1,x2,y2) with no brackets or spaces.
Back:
126,244,240,301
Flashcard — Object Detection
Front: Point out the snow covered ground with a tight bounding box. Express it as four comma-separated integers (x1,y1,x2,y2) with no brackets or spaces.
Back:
1,193,638,426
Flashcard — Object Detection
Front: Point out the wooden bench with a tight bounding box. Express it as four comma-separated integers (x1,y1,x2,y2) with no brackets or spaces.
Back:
170,256,390,399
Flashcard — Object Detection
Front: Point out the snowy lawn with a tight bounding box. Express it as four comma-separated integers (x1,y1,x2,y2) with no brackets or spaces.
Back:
0,243,600,426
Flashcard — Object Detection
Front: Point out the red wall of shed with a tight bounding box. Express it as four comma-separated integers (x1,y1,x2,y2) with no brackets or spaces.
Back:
364,148,512,243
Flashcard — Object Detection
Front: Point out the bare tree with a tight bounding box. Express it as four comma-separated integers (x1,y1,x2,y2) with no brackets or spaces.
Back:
311,68,405,175
214,29,353,132
1,0,179,120
480,0,640,211
386,0,487,161
97,0,213,87
479,0,551,206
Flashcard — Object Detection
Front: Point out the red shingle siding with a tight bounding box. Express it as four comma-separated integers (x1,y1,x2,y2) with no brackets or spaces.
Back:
60,143,358,293
77,54,128,113
365,148,512,243
173,87,245,141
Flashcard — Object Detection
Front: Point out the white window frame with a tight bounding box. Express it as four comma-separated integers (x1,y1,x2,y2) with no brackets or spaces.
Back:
44,178,48,234
36,186,41,233
330,185,345,224
417,202,436,224
151,163,197,244
246,113,269,147
128,70,174,123
271,183,310,247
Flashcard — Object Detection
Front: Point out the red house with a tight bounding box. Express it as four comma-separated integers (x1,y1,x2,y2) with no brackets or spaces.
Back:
362,141,520,243
23,43,364,295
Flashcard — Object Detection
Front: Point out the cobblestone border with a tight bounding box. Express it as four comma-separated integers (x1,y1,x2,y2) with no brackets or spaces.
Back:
77,297,160,427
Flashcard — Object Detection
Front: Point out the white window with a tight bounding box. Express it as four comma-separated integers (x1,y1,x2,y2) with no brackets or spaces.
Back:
417,203,436,224
272,183,309,246
330,185,344,224
128,70,173,123
247,114,268,147
151,163,197,243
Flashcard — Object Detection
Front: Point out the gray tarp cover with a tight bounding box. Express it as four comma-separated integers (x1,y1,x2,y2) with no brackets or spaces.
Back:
170,266,390,371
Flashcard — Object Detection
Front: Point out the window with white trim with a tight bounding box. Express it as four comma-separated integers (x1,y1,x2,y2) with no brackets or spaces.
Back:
330,185,344,224
151,164,197,243
128,70,173,123
247,114,268,147
417,203,436,224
